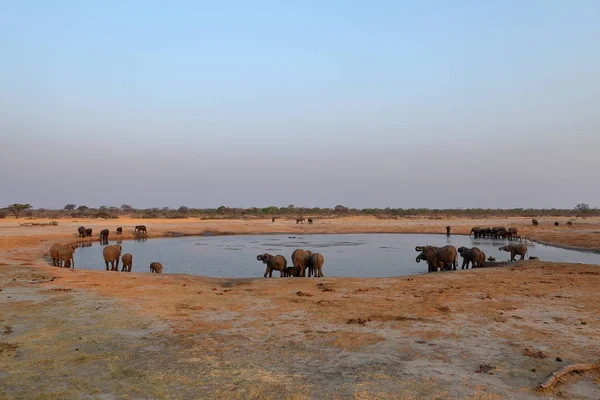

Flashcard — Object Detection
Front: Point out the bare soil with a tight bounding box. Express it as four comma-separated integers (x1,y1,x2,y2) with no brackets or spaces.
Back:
1,216,599,399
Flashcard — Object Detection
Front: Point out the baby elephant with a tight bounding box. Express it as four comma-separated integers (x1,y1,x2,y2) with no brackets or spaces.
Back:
121,253,133,272
150,262,163,273
498,244,528,261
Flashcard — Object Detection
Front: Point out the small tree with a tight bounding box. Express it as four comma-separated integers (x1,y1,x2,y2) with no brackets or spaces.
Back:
334,205,349,214
121,204,134,212
64,204,76,211
7,204,32,218
77,205,89,212
178,206,189,214
574,203,590,212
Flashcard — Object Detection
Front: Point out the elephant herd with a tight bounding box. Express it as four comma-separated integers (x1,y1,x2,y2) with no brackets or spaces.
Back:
415,243,529,273
257,249,325,278
469,226,520,240
78,225,147,242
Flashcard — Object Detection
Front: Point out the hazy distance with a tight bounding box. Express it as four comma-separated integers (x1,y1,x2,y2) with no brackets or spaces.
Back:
1,1,599,209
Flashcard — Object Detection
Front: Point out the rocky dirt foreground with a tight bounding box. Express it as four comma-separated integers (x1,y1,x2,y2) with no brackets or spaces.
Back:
1,217,599,399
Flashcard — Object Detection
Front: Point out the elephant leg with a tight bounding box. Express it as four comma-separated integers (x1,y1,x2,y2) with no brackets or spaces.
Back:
115,259,120,271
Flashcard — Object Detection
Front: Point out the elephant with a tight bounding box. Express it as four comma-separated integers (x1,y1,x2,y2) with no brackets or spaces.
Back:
100,229,109,244
85,228,93,237
150,262,163,273
121,253,133,272
135,225,147,234
487,256,496,262
291,249,313,277
78,226,86,238
415,245,458,272
532,219,539,226
308,218,314,224
256,253,288,278
457,247,486,269
498,244,528,261
554,221,559,226
296,217,305,224
567,221,573,227
491,227,508,239
103,244,122,271
470,227,484,238
50,243,75,267
507,227,518,240
446,226,451,236
56,246,74,268
116,227,123,235
271,217,276,223
306,253,324,277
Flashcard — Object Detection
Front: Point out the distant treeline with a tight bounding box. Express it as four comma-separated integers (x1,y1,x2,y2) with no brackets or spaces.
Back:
1,203,598,220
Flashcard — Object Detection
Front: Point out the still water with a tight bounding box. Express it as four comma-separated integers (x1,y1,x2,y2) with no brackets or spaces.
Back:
73,234,600,278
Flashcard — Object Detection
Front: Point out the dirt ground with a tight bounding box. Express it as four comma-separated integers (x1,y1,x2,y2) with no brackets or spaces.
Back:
1,216,600,399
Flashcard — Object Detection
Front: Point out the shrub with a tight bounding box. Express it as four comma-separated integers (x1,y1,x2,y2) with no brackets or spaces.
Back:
0,210,6,219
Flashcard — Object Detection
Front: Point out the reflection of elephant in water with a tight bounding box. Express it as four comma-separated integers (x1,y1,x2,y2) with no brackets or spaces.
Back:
499,244,527,261
121,253,133,272
85,228,93,237
457,247,486,269
257,253,287,278
415,245,458,272
103,245,122,271
150,262,163,273
78,226,86,238
291,249,313,277
306,253,324,277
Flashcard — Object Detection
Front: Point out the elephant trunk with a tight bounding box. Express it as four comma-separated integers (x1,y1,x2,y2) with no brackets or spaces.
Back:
416,254,423,263
415,246,426,252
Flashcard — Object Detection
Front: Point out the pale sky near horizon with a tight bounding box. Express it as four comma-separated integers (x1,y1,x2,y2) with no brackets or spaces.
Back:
1,1,599,209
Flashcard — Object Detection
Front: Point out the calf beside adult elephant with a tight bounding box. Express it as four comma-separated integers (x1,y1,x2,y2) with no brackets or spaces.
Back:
49,243,76,268
121,253,133,272
257,253,288,278
415,245,457,272
150,262,163,273
457,247,486,269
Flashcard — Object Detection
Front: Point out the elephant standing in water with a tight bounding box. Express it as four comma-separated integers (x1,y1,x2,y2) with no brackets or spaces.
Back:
121,253,133,272
306,253,325,277
103,244,122,271
257,253,288,277
291,249,313,277
499,244,528,261
446,226,451,236
415,245,458,272
100,229,110,243
457,247,486,269
150,262,163,273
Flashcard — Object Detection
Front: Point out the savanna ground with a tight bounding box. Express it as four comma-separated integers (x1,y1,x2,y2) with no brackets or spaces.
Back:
1,216,600,399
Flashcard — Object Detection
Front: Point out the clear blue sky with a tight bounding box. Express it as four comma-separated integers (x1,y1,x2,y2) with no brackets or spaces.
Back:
1,1,599,209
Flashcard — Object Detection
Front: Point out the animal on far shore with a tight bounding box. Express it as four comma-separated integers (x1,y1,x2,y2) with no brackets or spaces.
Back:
554,221,559,226
296,217,305,224
446,226,451,236
135,225,147,234
308,218,314,224
100,229,110,243
150,262,163,273
116,227,123,235
257,253,287,277
567,221,573,227
271,217,276,223
78,226,86,238
499,244,528,261
85,228,93,237
532,219,539,226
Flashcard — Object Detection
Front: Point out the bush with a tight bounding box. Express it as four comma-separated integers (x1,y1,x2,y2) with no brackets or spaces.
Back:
0,210,6,219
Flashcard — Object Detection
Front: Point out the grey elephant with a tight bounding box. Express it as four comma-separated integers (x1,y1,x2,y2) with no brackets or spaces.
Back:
257,253,288,278
457,247,486,269
415,245,458,272
291,249,313,277
135,225,147,234
532,219,538,226
103,244,122,271
306,253,324,277
296,217,305,224
100,229,109,243
116,227,123,235
150,262,163,273
498,244,527,261
85,228,93,237
78,226,86,238
121,253,133,272
507,227,518,240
